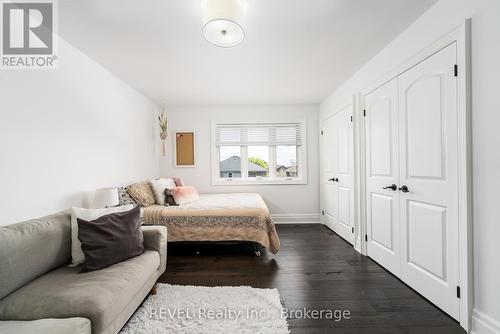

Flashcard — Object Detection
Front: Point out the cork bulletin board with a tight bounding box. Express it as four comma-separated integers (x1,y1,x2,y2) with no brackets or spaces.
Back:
175,131,196,167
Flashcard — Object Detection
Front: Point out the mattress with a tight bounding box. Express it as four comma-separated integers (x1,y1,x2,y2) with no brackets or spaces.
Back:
142,193,280,254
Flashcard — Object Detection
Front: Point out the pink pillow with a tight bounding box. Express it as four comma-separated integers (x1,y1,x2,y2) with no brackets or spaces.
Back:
171,186,199,205
171,177,185,187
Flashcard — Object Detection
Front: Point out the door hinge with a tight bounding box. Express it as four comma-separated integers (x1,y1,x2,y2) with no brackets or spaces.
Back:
456,286,461,298
321,130,324,136
351,227,354,234
363,109,366,117
365,234,368,242
350,115,353,122
454,64,458,77
322,210,325,216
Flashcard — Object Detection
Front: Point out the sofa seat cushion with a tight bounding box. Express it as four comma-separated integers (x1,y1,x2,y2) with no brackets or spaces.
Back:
0,250,160,333
0,318,91,334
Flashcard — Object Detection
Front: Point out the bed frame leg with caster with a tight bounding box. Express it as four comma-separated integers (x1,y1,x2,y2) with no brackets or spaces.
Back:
253,244,261,257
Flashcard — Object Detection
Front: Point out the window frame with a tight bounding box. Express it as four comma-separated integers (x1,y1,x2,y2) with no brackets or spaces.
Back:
211,120,307,186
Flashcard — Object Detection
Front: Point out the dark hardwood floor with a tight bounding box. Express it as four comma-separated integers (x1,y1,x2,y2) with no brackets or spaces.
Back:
159,224,465,334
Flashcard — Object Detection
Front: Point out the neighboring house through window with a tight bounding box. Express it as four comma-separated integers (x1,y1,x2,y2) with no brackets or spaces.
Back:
211,121,307,185
220,156,268,178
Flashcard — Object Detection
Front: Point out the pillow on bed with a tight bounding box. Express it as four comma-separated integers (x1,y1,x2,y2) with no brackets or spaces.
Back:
171,177,185,187
118,187,138,207
171,186,199,205
150,178,176,205
127,181,156,207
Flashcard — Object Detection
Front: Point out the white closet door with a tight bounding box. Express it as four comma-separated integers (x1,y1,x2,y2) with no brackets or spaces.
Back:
322,105,354,244
365,79,401,275
398,43,459,319
333,105,355,244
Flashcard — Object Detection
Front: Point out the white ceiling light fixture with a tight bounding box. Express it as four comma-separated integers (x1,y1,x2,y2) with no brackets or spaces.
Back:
202,0,246,48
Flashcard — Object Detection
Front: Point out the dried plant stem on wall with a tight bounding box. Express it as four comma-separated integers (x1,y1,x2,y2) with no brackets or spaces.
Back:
158,106,168,156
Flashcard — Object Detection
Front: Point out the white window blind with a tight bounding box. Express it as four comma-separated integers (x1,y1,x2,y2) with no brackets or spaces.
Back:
215,123,302,146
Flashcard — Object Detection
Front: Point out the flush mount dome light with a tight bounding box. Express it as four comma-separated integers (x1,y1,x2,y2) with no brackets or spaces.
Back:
202,0,246,47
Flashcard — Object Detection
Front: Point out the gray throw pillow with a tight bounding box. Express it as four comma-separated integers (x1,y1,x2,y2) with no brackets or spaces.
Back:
77,206,144,272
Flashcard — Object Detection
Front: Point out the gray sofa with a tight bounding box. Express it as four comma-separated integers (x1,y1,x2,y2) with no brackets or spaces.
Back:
0,211,168,334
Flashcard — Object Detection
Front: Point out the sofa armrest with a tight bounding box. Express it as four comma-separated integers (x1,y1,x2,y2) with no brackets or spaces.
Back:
141,226,167,272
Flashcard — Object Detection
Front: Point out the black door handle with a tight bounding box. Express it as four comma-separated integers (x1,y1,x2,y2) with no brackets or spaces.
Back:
383,184,397,191
399,185,409,193
328,178,339,182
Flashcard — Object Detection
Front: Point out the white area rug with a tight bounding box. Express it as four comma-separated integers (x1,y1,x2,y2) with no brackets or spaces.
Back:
120,284,289,334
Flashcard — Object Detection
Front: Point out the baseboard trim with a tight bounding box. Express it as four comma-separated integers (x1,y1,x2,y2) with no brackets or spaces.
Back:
471,308,500,334
271,214,321,224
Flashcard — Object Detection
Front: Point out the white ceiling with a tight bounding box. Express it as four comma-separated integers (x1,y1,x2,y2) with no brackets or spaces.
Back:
59,0,437,105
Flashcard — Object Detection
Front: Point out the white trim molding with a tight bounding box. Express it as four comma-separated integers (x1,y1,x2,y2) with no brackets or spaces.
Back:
471,308,500,334
271,214,320,224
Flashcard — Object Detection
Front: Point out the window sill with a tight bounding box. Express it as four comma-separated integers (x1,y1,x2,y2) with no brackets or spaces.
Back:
211,178,307,186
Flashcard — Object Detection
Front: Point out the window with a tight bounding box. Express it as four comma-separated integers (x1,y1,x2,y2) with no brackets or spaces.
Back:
248,146,269,178
212,121,307,185
276,145,298,178
219,146,241,178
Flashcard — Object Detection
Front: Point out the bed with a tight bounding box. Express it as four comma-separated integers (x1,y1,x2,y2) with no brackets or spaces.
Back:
142,193,280,254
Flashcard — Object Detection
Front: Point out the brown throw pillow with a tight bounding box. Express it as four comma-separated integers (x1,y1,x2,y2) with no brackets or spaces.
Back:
127,181,156,207
77,206,144,272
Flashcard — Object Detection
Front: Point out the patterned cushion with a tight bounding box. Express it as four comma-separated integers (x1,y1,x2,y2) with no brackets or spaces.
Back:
118,187,138,207
127,182,156,207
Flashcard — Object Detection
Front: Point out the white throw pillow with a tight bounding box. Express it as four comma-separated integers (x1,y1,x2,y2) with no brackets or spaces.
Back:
150,178,176,205
69,205,134,266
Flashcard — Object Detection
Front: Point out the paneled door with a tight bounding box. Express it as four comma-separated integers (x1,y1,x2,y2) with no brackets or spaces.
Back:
364,43,460,320
398,43,459,319
321,105,354,244
364,78,401,275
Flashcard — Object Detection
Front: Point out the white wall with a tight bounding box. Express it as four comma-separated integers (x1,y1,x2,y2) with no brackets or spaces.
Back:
160,104,320,222
320,0,500,332
0,37,160,226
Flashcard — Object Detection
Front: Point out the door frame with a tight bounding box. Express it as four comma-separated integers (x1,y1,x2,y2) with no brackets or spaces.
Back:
358,21,472,331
